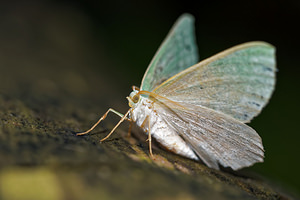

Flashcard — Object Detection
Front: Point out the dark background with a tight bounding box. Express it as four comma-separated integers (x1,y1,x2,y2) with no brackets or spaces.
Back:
0,0,299,195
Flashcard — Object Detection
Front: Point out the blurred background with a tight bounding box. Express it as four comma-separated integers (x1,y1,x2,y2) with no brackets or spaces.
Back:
0,0,299,195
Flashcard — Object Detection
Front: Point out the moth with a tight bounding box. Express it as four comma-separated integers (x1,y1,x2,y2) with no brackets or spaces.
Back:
78,14,276,170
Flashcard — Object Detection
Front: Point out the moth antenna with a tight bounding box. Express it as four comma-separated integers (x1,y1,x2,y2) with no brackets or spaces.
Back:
138,90,187,108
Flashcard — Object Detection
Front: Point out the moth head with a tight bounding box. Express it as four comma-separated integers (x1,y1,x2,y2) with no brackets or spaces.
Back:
127,86,140,108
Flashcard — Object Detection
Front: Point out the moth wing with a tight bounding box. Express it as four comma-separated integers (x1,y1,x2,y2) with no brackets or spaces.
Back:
140,13,198,92
153,42,276,123
152,98,264,170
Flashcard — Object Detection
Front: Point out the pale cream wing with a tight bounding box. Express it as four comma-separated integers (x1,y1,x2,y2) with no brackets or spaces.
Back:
152,97,264,170
153,42,276,123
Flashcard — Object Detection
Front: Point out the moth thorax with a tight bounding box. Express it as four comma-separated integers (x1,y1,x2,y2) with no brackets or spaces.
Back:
127,90,140,108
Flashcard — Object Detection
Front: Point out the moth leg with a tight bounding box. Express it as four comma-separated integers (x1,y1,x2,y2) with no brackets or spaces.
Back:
77,108,129,136
146,117,153,158
127,120,133,137
100,109,131,142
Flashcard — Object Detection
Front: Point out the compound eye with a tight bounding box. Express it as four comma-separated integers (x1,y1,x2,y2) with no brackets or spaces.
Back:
132,94,140,103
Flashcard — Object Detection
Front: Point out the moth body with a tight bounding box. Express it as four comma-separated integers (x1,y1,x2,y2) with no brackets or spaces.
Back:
129,92,198,160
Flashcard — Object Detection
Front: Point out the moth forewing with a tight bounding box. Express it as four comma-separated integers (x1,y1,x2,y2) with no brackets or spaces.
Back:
152,42,276,123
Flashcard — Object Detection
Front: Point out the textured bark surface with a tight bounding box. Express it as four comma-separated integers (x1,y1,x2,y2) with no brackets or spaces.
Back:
0,92,294,200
